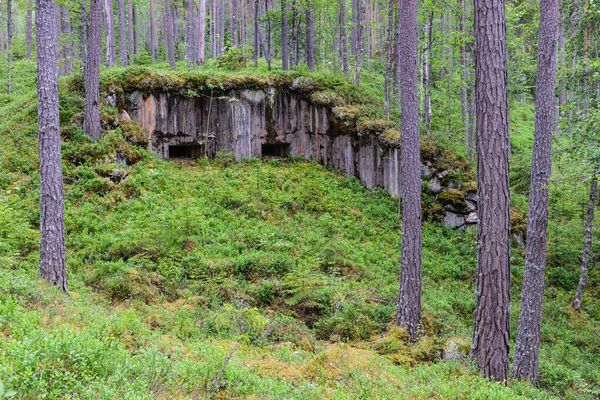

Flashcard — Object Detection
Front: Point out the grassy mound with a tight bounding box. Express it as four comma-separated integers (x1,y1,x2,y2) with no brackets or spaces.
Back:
0,60,599,399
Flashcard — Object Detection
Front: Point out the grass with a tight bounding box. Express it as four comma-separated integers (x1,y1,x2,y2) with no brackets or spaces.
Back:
0,58,599,399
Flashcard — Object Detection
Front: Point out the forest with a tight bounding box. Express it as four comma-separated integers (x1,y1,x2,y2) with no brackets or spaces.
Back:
0,0,599,398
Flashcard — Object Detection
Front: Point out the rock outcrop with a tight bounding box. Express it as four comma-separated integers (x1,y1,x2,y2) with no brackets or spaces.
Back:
120,80,479,228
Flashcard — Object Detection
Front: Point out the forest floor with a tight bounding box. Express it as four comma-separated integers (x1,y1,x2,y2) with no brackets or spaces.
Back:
0,60,599,399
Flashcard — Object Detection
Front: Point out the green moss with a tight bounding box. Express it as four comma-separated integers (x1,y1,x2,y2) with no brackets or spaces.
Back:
438,189,467,210
462,181,477,193
510,206,528,234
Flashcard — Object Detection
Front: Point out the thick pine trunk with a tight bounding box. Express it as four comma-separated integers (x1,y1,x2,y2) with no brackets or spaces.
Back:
281,0,289,70
471,0,511,382
26,0,33,59
104,0,116,67
395,0,422,342
36,0,68,293
117,0,127,66
353,0,364,86
573,179,597,311
513,0,559,384
84,0,102,140
198,0,206,64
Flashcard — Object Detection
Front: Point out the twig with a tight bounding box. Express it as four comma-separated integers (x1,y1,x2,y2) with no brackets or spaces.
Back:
211,342,238,392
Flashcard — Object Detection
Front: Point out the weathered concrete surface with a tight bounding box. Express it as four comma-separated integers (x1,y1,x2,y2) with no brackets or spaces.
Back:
125,88,402,196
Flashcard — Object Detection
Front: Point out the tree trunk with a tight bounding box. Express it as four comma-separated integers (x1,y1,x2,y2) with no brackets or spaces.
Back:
422,12,432,135
253,0,259,67
392,0,400,98
281,0,289,70
573,179,597,311
395,0,422,342
104,0,116,67
80,0,88,76
351,0,357,56
460,0,469,149
150,0,156,61
61,5,74,75
7,0,13,94
26,0,33,59
353,0,364,86
187,0,195,68
265,0,272,70
383,0,394,118
471,0,511,382
339,0,349,77
305,1,315,71
513,0,559,384
117,0,127,66
232,0,238,47
165,0,176,68
127,0,134,59
36,0,68,294
132,6,137,55
85,0,102,140
198,0,206,64
219,0,225,55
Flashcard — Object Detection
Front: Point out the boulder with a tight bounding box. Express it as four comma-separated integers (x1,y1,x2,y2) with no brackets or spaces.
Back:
466,212,478,224
421,164,433,180
426,177,442,194
444,212,465,228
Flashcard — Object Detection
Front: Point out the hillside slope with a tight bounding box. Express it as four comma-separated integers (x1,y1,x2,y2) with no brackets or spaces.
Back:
0,62,599,399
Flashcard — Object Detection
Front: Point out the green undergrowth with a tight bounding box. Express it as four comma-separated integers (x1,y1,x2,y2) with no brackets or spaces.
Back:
0,59,599,399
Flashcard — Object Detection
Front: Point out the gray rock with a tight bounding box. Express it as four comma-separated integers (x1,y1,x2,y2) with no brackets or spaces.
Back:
421,164,433,180
426,177,442,194
444,212,465,228
107,95,117,107
466,212,478,224
465,193,479,203
119,110,131,121
465,200,477,212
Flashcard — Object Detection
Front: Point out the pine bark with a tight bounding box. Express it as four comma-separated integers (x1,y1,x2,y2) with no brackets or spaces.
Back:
471,0,511,382
165,0,176,68
513,0,559,384
264,0,272,70
198,0,206,64
353,0,364,86
150,0,156,61
253,0,259,67
80,0,88,76
460,0,469,150
7,0,13,93
232,0,238,47
187,0,195,68
338,0,349,77
104,0,116,67
36,0,68,293
383,0,394,118
305,1,315,71
127,0,134,59
573,179,597,311
395,0,422,341
84,0,102,140
132,6,138,54
392,0,400,98
281,0,289,70
61,5,74,75
422,12,432,135
117,0,127,66
26,0,33,59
